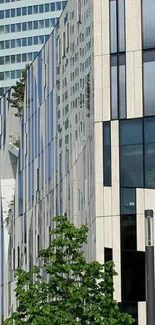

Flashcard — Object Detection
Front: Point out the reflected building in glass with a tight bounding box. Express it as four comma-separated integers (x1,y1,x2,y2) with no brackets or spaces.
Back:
0,0,155,324
0,0,67,97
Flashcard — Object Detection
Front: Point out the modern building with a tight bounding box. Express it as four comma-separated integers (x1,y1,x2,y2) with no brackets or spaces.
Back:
0,0,155,324
0,0,67,97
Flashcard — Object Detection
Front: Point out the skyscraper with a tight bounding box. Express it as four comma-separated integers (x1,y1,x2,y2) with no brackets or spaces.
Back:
0,0,67,97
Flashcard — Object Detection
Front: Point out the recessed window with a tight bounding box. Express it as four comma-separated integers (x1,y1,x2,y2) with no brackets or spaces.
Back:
51,3,55,11
28,37,32,46
110,0,125,53
11,9,15,17
0,57,4,65
103,121,111,186
39,4,44,13
22,22,27,31
28,22,32,30
11,70,15,79
16,23,21,32
11,24,15,32
33,5,38,14
17,8,21,16
34,21,38,29
28,6,32,15
22,38,27,46
120,119,143,188
22,7,27,15
56,2,61,10
5,9,10,18
45,3,49,12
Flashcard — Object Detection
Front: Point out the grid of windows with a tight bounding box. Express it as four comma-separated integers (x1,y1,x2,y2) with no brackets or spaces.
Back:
0,52,38,66
0,2,67,19
0,18,56,35
0,35,49,50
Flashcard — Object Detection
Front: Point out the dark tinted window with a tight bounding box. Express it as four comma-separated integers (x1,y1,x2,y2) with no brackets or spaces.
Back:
144,117,155,188
121,188,136,215
103,122,111,186
121,215,136,250
121,251,145,302
143,50,155,116
111,54,126,119
120,119,143,187
105,248,112,262
142,0,155,48
110,0,125,53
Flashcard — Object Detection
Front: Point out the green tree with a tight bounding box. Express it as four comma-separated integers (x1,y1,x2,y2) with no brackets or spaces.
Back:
4,216,134,325
7,64,29,117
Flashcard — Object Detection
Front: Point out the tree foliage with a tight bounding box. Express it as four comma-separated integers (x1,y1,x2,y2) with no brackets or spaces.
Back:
7,64,29,117
4,216,134,325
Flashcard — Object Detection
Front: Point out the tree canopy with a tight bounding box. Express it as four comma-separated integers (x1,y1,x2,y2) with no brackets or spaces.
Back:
7,64,29,117
4,216,134,325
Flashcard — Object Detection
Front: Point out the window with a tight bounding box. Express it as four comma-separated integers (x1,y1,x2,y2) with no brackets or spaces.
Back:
5,9,10,18
45,3,49,12
22,53,26,62
11,55,15,63
39,4,44,13
28,52,32,61
5,25,10,33
17,54,21,63
22,22,27,31
11,39,15,48
121,188,136,215
17,8,21,16
5,40,10,48
104,248,112,262
62,1,67,9
11,70,15,79
45,19,50,28
142,0,155,48
39,20,44,29
22,38,27,46
11,24,15,32
0,11,4,19
51,3,55,11
34,36,38,45
0,26,4,34
121,215,136,250
16,39,21,47
22,7,27,15
111,53,126,119
28,37,32,46
110,0,125,53
51,18,55,27
0,57,4,65
16,23,21,32
34,21,38,29
143,50,155,116
56,2,61,10
33,5,38,14
120,119,143,188
39,35,44,44
28,22,32,30
144,117,155,188
0,72,4,80
28,6,32,15
5,56,10,64
103,121,111,186
11,8,15,17
122,251,145,302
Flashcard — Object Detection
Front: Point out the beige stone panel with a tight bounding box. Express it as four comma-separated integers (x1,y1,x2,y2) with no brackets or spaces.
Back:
126,0,142,51
111,121,120,215
94,122,103,183
126,51,135,118
94,55,103,122
95,183,104,217
103,187,112,217
138,302,146,325
112,215,121,302
96,217,104,263
102,55,110,121
104,216,112,248
101,0,109,55
134,50,143,117
93,0,102,56
126,50,143,118
136,189,145,251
